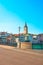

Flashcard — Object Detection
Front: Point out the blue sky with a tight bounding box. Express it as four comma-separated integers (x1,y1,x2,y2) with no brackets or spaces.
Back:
0,0,43,34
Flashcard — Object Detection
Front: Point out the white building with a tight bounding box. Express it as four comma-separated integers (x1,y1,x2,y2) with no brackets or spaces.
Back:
32,35,38,43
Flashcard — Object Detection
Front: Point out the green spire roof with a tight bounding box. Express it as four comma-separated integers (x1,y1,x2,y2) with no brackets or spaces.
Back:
24,22,27,27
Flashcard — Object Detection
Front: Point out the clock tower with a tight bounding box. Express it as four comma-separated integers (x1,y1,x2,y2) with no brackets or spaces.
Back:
24,22,28,34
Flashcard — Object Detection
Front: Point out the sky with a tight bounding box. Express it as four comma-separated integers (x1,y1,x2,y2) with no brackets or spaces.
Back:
0,0,43,34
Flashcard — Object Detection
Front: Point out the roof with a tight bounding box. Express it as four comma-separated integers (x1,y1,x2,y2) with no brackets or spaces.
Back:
38,34,43,35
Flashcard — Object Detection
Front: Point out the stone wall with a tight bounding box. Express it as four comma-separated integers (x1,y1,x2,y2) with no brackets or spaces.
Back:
21,42,32,49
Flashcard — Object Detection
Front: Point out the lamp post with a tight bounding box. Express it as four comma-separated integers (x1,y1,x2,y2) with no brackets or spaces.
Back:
18,26,20,40
18,26,21,48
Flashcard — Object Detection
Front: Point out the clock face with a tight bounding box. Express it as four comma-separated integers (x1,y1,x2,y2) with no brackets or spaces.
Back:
24,28,26,30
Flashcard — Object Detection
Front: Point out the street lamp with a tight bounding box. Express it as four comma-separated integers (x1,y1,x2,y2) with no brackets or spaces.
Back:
18,26,21,48
18,26,21,41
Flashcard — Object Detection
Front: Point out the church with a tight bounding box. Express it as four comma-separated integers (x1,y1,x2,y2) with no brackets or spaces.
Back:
17,22,32,49
23,22,28,34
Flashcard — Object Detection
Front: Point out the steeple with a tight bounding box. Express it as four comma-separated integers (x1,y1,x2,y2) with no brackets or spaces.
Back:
25,22,27,27
24,22,28,34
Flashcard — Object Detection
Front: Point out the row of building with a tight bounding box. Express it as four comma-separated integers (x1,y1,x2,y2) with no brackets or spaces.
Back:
0,23,43,49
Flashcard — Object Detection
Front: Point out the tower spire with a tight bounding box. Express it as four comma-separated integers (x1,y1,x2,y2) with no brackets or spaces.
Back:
25,22,27,27
24,22,28,34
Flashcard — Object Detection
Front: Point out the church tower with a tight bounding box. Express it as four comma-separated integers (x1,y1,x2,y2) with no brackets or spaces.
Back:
24,22,28,34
